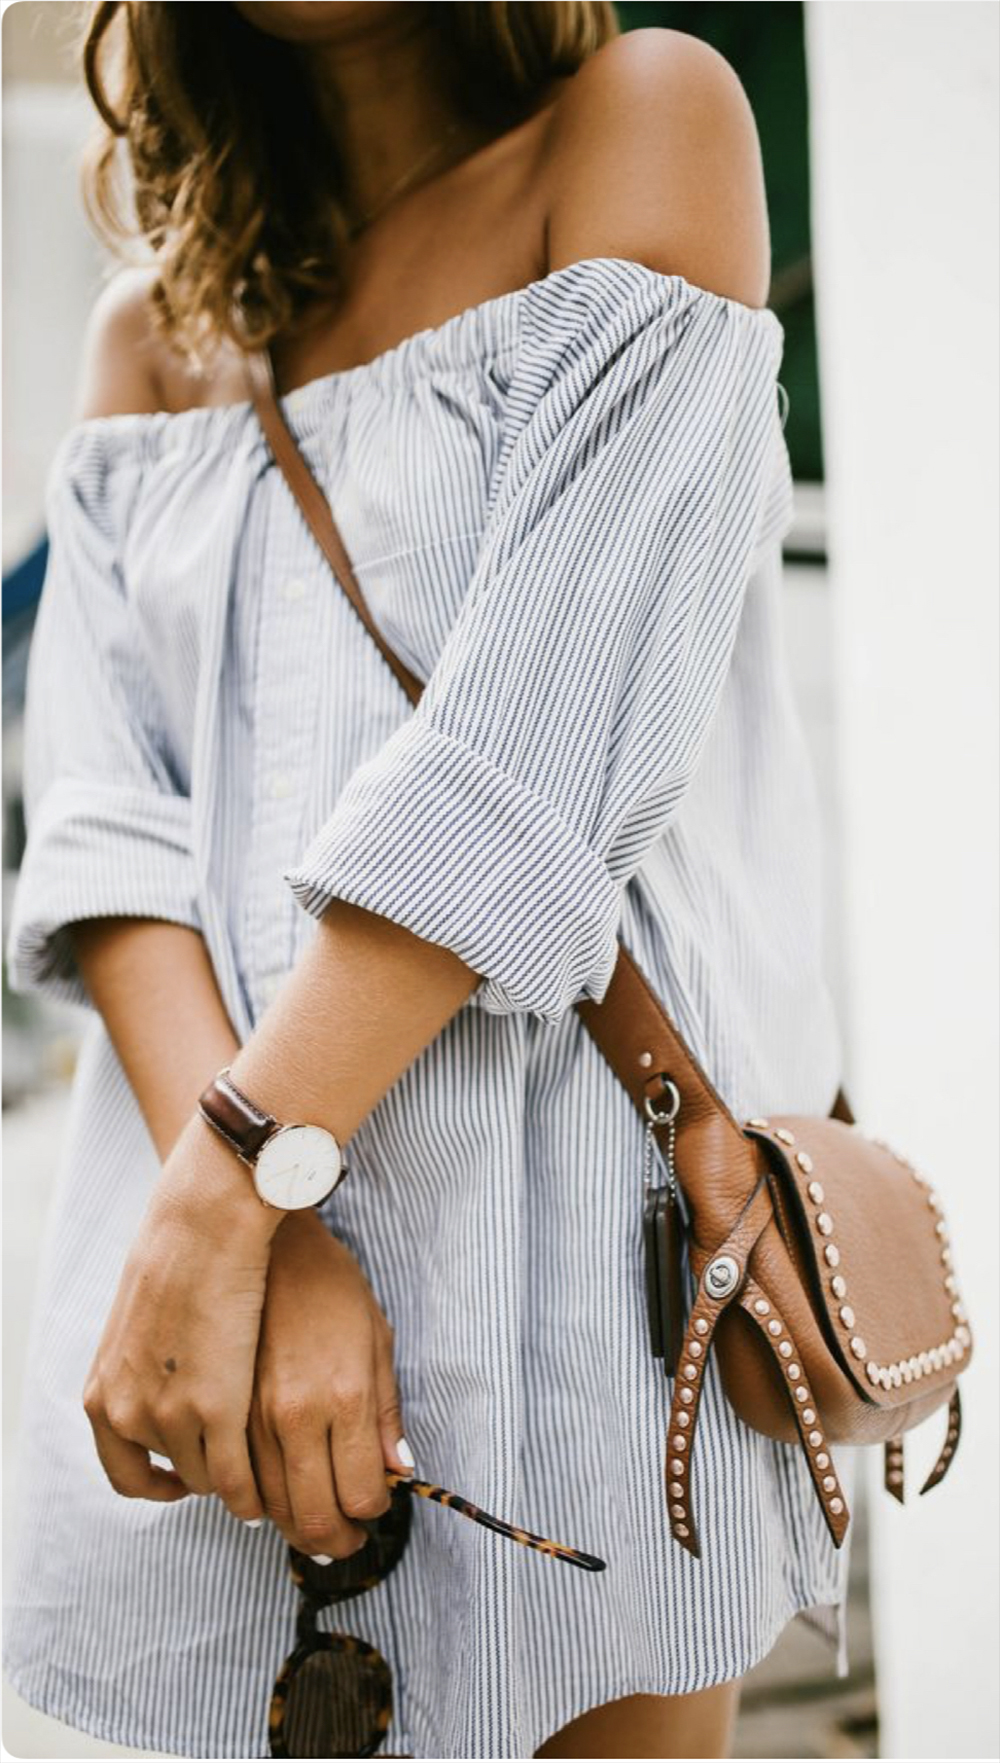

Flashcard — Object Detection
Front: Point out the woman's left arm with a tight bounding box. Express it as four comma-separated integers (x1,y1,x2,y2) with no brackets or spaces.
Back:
83,899,477,1530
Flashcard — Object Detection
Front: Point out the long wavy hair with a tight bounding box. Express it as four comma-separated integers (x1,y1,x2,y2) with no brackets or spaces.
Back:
80,1,619,362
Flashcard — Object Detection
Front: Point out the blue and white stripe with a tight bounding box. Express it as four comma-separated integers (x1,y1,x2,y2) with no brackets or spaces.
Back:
5,257,851,1759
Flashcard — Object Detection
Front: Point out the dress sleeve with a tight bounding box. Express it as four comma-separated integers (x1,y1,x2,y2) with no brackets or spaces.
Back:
5,427,201,1011
283,269,787,1024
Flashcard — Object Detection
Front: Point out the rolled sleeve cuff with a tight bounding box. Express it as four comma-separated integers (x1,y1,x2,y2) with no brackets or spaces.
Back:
5,778,202,1011
282,721,622,1023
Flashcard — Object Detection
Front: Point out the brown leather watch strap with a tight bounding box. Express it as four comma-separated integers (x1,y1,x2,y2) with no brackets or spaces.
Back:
197,1067,280,1164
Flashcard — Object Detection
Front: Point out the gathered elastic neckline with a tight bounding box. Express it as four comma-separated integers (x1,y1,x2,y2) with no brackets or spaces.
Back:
57,258,780,458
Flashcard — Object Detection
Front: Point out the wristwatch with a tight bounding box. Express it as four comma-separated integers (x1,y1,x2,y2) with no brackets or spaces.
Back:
196,1066,346,1211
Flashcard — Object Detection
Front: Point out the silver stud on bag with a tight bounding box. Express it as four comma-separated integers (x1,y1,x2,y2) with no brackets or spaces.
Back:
775,1128,796,1145
704,1255,740,1300
807,1180,825,1203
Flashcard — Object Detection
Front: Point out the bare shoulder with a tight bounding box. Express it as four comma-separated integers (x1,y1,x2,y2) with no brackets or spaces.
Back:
76,266,240,420
541,29,771,309
74,266,172,420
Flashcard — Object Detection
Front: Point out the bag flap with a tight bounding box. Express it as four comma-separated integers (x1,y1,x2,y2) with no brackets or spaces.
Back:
743,1115,972,1408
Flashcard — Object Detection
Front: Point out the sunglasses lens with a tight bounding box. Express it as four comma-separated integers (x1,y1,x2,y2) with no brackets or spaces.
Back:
273,1637,391,1759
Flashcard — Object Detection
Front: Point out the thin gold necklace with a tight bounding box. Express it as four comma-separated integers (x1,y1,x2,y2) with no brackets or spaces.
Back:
345,119,464,238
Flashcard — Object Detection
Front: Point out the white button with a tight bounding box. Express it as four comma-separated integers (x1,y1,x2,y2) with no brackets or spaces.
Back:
160,446,186,469
260,973,284,1003
282,577,309,602
265,772,295,800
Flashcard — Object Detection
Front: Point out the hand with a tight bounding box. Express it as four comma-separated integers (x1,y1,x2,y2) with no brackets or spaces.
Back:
248,1207,412,1560
83,1111,280,1521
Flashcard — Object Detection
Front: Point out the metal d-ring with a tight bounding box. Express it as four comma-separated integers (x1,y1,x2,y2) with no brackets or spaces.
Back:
643,1076,681,1126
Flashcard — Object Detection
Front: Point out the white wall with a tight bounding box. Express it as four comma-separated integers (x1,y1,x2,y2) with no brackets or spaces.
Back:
805,5,999,1758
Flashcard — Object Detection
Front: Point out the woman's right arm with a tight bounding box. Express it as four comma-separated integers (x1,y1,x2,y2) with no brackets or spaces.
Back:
57,283,408,1555
59,277,242,1158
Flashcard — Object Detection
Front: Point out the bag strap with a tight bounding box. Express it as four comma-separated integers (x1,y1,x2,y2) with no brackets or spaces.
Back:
244,349,853,1166
245,352,424,705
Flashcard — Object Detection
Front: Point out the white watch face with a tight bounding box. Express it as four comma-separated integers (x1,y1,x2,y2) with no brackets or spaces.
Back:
253,1124,344,1210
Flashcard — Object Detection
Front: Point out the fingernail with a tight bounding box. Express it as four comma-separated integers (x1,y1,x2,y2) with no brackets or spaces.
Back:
244,1517,264,1529
310,1554,333,1565
396,1435,416,1471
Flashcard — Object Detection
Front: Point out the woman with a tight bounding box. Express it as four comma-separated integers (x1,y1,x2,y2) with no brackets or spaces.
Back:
4,3,852,1758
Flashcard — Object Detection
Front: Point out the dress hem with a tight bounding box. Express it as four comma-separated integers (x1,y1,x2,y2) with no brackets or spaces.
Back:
3,1590,849,1760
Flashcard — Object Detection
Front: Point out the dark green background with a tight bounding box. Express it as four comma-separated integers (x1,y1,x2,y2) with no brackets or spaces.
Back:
617,2,821,480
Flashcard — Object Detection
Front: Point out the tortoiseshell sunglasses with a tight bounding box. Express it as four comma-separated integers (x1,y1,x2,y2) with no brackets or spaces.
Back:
268,1469,605,1758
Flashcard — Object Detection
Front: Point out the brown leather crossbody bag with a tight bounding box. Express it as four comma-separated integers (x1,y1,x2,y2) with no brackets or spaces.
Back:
245,350,972,1561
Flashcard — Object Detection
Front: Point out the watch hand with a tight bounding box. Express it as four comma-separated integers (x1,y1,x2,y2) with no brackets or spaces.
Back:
264,1160,302,1180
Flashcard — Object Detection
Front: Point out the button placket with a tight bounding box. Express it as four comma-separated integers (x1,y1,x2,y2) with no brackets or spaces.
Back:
243,516,323,1011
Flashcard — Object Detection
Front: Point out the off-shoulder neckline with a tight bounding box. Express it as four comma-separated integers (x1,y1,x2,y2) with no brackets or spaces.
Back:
58,257,780,453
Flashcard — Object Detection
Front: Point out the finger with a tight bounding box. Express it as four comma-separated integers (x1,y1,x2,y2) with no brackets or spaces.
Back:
203,1423,265,1526
330,1369,392,1524
372,1326,413,1478
90,1412,189,1502
156,1419,213,1496
278,1404,367,1559
249,1401,294,1538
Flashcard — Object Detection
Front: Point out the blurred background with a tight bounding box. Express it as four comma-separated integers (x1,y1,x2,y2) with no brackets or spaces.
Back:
2,2,997,1759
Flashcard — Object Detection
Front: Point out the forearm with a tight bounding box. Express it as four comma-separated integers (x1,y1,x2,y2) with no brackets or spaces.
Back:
224,899,479,1147
68,917,240,1161
72,899,478,1238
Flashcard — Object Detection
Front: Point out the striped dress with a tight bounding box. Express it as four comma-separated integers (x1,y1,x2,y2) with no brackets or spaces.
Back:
5,256,853,1760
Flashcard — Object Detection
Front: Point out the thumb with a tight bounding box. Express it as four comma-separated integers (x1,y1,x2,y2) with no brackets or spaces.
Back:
373,1329,414,1478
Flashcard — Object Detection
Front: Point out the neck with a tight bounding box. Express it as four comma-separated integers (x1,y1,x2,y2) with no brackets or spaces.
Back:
298,7,483,221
